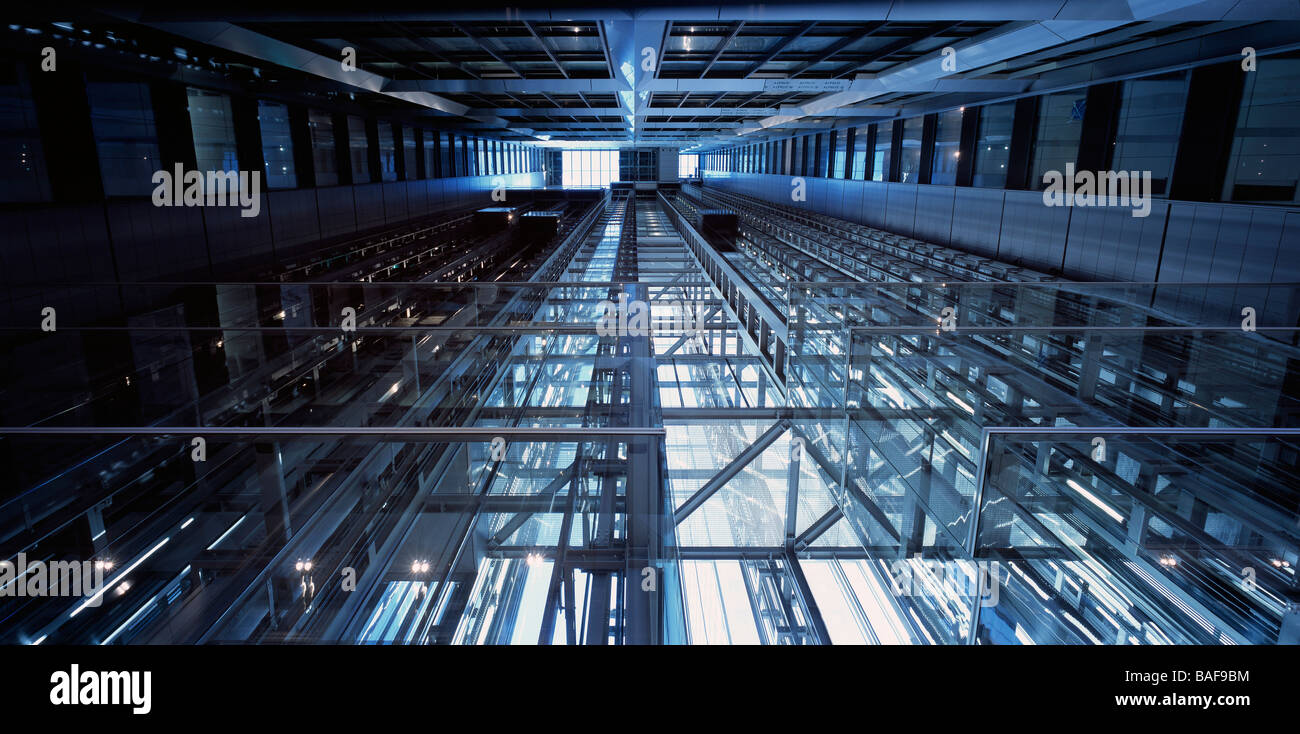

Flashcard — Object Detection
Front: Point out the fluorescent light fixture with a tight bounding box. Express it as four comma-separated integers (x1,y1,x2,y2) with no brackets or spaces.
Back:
1065,479,1125,523
208,514,247,550
70,537,170,618
102,598,158,645
946,391,975,415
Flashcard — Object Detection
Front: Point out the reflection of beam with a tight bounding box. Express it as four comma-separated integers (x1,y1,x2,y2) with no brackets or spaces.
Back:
795,507,841,551
523,20,569,79
473,107,827,116
451,22,525,78
674,420,789,524
427,495,625,514
701,21,743,77
385,21,481,79
742,22,815,78
595,21,617,81
487,462,577,547
120,4,1231,21
386,78,1030,94
789,23,884,77
793,425,901,546
830,23,962,79
784,431,801,548
785,549,832,644
674,545,1111,560
2,426,665,440
127,20,518,129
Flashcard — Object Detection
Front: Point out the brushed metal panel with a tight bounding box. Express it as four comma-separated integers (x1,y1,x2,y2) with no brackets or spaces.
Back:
382,181,409,224
268,189,321,250
316,186,359,239
105,199,209,282
997,190,1070,273
204,193,275,275
912,185,955,246
1064,200,1168,282
861,181,888,228
841,180,868,225
884,183,917,237
950,187,1004,258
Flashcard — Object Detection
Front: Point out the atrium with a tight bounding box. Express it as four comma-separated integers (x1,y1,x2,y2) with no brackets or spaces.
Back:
1,1,1298,647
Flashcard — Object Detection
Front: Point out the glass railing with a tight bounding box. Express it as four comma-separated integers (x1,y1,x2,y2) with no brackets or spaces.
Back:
6,268,1299,644
975,428,1299,645
0,430,665,645
786,281,1300,644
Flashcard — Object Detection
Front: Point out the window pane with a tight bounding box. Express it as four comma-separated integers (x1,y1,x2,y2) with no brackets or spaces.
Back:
972,102,1013,188
1110,74,1188,197
347,115,370,182
87,80,160,197
187,88,238,173
1222,58,1300,203
378,123,397,182
0,63,51,202
851,126,868,180
679,153,698,178
1031,91,1086,190
832,129,847,178
257,100,296,189
931,109,962,185
308,110,337,186
423,130,438,178
403,126,418,179
873,122,892,181
898,117,923,183
561,149,618,189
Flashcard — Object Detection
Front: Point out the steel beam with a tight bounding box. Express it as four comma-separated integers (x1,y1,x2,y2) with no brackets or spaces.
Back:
674,420,790,524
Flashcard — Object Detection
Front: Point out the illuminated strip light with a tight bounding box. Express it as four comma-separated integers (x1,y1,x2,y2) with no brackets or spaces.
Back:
101,597,159,645
207,515,247,550
1095,606,1122,636
1014,623,1037,645
945,391,974,415
1126,561,1215,635
940,430,973,462
906,607,937,645
69,536,170,618
0,560,37,594
31,635,46,646
1008,562,1050,601
181,517,195,529
1062,611,1104,645
1064,479,1125,523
